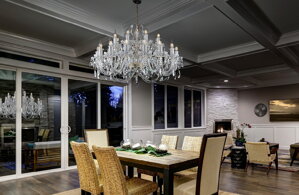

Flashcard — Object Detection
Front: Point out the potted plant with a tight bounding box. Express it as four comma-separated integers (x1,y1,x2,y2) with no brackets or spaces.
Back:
234,123,251,146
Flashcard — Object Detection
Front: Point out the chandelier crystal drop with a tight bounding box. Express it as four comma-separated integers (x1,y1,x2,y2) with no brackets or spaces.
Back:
0,91,43,119
90,0,184,83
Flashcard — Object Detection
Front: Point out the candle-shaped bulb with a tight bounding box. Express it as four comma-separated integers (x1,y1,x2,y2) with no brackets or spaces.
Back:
109,41,113,45
99,43,103,48
113,33,117,38
144,30,148,34
126,30,130,34
157,34,160,38
175,47,178,51
170,43,174,48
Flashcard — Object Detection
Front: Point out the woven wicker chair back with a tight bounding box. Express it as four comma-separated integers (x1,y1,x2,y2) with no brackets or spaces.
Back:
93,146,128,195
70,142,101,194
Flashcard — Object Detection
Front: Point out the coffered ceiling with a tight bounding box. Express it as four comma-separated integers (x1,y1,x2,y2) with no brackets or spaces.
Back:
0,0,299,89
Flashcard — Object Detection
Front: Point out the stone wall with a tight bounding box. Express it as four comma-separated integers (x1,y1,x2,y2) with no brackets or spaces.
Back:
206,89,238,133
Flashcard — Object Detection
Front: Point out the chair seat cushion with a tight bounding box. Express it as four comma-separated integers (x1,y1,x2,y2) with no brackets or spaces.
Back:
126,177,158,195
290,143,299,148
175,170,197,178
249,154,276,165
223,149,231,157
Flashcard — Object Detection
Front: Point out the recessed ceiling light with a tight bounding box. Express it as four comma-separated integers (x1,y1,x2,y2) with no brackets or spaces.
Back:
224,79,229,83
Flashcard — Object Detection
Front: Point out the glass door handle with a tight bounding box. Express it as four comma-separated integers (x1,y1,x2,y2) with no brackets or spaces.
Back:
60,126,71,134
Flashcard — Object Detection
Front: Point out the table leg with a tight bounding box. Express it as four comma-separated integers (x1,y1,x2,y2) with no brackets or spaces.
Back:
290,149,298,166
163,169,173,195
128,166,134,178
275,151,279,170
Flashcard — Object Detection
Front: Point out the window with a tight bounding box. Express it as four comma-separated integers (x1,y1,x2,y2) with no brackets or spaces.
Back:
154,84,178,129
193,90,202,127
0,51,60,68
167,86,178,128
184,89,192,128
154,84,165,129
184,89,203,128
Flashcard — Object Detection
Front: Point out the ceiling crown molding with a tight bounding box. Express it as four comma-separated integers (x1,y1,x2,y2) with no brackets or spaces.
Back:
6,0,118,36
0,30,75,57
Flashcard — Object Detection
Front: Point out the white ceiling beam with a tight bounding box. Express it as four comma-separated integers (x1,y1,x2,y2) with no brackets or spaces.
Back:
208,0,299,74
197,41,264,63
247,77,299,89
200,63,237,77
190,75,226,84
240,76,262,85
237,64,291,77
277,30,299,47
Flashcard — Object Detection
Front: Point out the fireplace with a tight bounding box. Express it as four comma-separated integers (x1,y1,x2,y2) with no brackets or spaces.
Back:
214,119,233,133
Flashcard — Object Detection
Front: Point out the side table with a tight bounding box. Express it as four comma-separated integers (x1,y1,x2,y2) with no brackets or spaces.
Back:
231,146,247,169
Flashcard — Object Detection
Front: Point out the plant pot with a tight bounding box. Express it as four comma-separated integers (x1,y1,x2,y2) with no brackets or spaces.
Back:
235,140,245,146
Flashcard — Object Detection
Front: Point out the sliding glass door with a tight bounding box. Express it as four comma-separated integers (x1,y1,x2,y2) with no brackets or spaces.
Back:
101,85,124,147
0,66,126,178
0,69,16,177
68,79,97,166
21,72,61,173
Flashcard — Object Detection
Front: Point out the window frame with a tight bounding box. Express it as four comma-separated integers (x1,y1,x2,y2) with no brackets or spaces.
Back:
184,87,205,128
152,83,206,130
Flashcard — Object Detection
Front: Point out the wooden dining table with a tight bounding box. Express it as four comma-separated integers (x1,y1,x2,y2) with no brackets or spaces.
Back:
116,149,200,195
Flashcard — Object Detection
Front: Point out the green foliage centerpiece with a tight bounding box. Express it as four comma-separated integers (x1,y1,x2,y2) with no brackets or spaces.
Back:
117,141,171,157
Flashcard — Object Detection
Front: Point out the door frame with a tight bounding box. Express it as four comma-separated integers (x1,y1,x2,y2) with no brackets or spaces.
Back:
0,59,129,180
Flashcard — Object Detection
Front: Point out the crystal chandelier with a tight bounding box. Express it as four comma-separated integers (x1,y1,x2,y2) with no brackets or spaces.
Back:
0,91,43,119
90,0,184,83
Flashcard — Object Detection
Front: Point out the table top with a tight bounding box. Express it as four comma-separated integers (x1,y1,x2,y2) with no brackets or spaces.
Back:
116,149,200,169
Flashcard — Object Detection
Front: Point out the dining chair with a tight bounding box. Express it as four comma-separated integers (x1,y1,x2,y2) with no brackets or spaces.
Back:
161,135,179,150
70,141,103,195
84,129,109,150
176,136,203,177
93,146,158,195
182,136,203,152
174,133,227,195
245,142,276,175
222,133,234,164
137,135,178,193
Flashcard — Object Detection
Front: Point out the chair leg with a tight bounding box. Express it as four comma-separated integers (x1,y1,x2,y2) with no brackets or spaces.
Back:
153,175,156,182
158,177,163,195
221,156,226,165
267,162,272,175
290,149,298,166
245,160,249,172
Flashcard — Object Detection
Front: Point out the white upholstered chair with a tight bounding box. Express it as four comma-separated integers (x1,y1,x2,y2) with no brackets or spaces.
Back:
161,135,178,150
176,136,203,177
182,136,203,152
175,133,227,195
245,142,276,175
222,133,234,163
84,129,109,150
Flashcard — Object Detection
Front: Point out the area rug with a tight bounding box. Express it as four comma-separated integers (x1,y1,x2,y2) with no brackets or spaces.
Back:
52,188,240,195
223,150,299,172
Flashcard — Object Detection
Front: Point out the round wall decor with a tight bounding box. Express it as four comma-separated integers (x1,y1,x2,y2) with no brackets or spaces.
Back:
254,103,267,117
